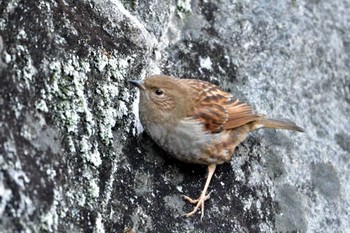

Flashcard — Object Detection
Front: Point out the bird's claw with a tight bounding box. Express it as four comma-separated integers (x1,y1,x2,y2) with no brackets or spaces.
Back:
182,191,213,220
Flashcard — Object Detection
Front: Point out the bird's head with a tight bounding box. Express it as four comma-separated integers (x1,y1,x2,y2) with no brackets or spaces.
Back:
129,75,191,123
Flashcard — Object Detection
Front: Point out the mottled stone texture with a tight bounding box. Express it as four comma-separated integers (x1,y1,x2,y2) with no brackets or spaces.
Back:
0,0,349,232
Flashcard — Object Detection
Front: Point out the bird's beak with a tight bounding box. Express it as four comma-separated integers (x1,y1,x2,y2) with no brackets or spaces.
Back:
128,80,146,91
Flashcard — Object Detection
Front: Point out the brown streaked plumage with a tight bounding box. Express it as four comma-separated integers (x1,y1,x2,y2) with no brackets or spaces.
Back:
184,79,261,132
129,75,304,220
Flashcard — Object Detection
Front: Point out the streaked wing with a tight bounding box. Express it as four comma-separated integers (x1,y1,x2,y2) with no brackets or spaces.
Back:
223,100,261,129
183,79,260,133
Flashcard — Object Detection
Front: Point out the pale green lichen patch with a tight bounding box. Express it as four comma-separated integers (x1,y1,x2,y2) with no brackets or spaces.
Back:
87,143,103,167
93,52,135,143
95,212,106,233
35,98,49,112
89,178,100,199
42,49,136,221
176,0,192,18
47,50,134,147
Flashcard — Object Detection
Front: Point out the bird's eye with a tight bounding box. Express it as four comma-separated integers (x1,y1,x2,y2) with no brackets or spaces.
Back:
155,89,164,95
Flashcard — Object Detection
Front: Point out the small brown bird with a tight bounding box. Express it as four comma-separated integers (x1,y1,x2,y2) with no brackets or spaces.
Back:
129,75,304,219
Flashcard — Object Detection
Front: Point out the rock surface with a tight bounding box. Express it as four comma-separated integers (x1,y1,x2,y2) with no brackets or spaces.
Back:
1,0,349,232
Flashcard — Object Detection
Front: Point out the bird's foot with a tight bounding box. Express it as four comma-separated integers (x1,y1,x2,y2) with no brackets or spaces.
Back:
182,191,212,220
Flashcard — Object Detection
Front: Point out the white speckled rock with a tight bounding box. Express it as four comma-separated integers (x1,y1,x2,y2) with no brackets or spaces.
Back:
0,0,349,232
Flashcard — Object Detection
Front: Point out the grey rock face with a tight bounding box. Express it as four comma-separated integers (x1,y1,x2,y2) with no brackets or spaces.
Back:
1,0,349,232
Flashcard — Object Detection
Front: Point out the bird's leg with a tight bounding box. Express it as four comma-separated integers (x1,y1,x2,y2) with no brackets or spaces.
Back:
182,164,216,220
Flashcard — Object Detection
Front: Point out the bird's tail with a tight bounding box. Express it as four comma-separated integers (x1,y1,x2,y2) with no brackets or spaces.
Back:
254,118,305,132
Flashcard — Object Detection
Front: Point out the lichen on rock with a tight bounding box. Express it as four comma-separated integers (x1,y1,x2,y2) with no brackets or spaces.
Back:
1,0,350,232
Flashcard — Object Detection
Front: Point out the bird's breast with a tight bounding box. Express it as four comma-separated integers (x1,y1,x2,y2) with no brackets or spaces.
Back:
142,117,235,165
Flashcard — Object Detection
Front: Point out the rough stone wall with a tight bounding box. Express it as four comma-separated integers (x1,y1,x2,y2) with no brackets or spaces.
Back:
0,0,349,232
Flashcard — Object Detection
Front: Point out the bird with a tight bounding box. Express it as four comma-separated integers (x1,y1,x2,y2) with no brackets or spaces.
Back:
128,75,304,220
